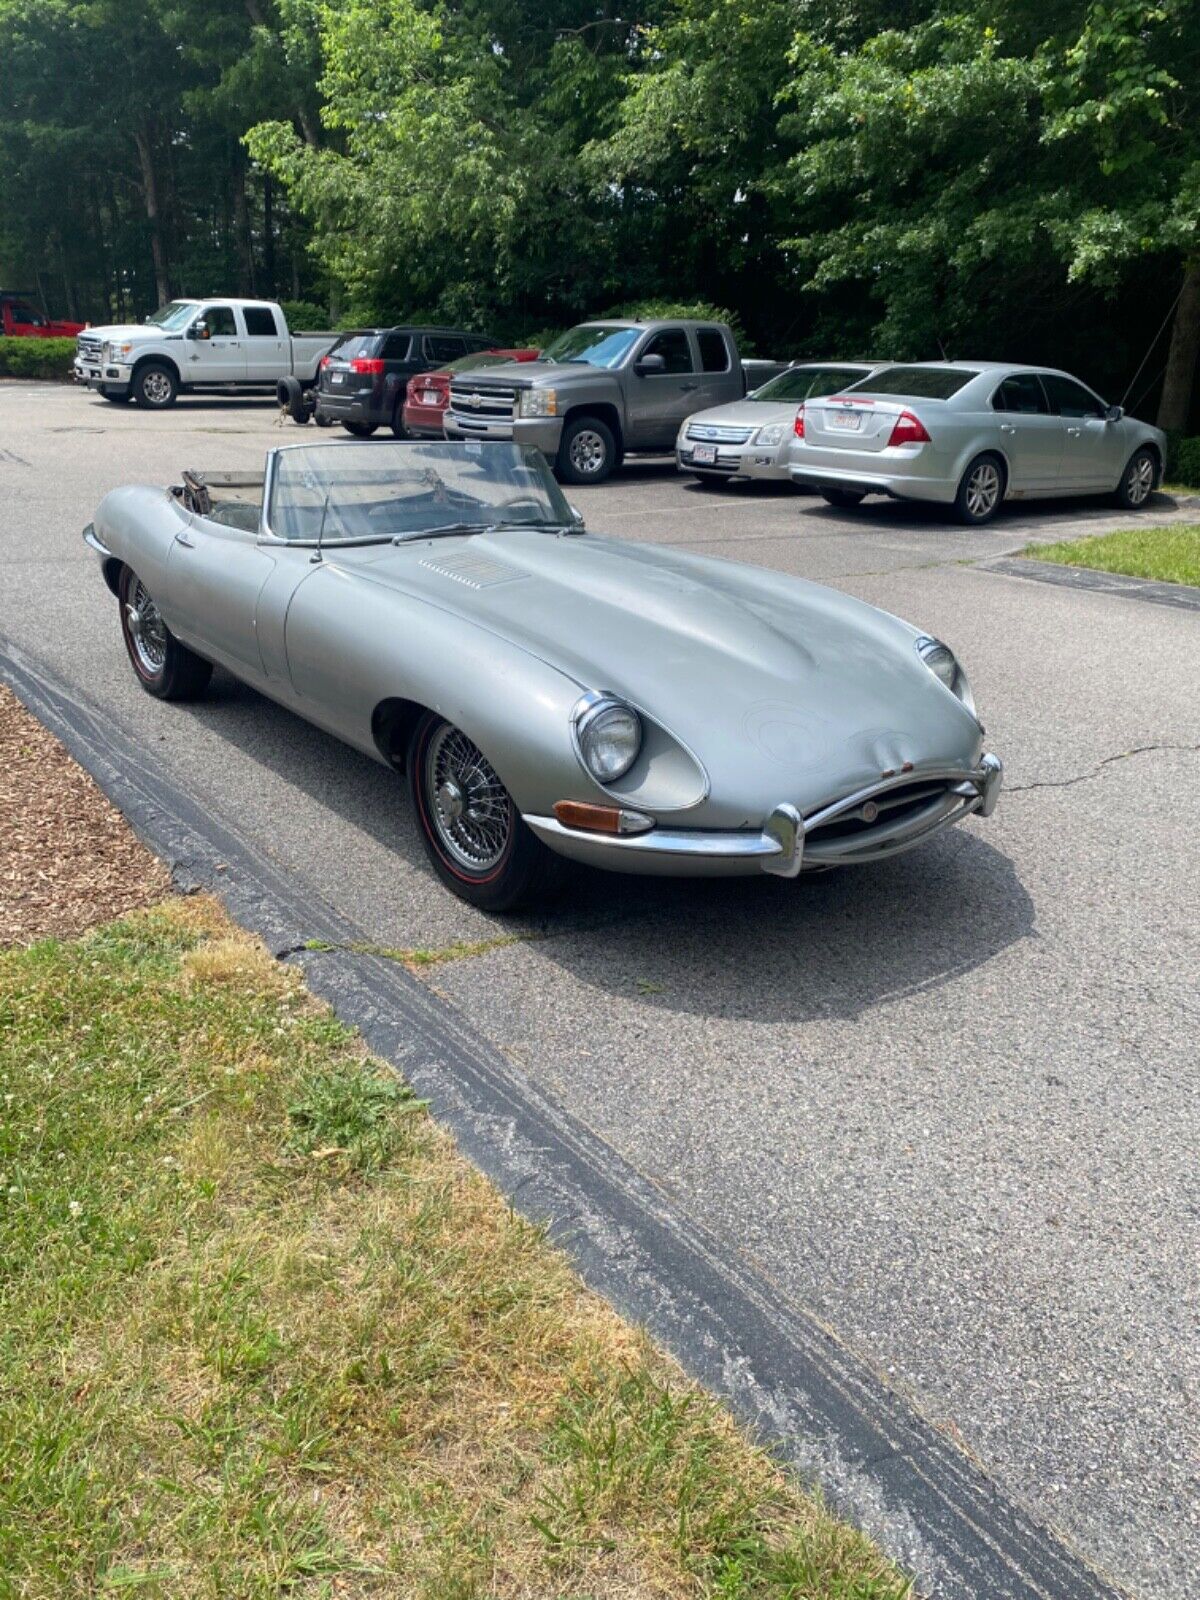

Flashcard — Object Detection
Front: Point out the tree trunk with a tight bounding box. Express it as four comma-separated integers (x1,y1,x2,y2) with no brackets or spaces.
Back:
233,160,255,295
263,173,276,295
134,124,171,306
1157,259,1200,433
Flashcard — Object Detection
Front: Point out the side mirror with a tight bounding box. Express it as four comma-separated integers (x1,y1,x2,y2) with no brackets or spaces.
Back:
1105,403,1123,423
636,353,666,375
188,320,210,341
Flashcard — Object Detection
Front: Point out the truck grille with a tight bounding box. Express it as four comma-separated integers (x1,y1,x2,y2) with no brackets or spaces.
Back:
77,334,103,359
448,382,518,423
686,422,754,445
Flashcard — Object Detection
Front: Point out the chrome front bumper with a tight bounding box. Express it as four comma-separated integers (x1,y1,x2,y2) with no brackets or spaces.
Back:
525,756,1003,878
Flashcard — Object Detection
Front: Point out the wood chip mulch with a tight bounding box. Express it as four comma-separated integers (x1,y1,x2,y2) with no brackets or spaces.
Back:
0,684,172,946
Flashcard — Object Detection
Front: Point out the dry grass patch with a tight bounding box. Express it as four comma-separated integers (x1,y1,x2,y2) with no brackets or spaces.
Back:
0,898,910,1599
0,683,171,945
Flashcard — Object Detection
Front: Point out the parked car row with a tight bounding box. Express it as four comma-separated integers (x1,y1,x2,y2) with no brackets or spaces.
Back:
678,360,1167,524
2,289,86,338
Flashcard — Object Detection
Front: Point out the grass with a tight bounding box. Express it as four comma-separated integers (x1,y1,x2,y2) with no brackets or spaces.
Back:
0,897,909,1600
1024,522,1200,586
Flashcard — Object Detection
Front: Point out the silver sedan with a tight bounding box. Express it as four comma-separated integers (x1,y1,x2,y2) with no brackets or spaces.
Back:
676,361,882,483
786,362,1167,524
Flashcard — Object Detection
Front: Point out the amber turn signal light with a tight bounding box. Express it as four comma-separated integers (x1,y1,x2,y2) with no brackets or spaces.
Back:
553,801,653,836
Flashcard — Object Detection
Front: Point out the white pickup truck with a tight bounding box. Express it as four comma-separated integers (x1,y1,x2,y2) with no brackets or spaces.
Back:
73,298,338,409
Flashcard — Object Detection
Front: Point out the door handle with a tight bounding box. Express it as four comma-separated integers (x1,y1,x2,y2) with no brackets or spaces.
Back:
999,423,1016,434
680,383,699,392
174,531,195,548
1066,426,1081,437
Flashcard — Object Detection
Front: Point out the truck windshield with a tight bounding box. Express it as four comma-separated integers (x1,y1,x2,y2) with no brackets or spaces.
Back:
145,301,200,331
267,441,576,544
539,325,640,368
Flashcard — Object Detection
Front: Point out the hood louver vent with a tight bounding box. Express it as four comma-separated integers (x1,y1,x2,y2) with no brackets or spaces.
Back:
420,551,526,589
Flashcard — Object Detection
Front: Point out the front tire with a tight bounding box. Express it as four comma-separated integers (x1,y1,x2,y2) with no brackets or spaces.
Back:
1113,448,1156,510
102,388,132,404
556,415,617,485
344,420,377,438
407,713,560,911
132,362,178,410
820,488,866,509
954,452,1004,525
390,399,408,439
118,566,212,700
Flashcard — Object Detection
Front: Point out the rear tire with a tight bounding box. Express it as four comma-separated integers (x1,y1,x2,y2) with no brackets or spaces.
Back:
820,488,866,509
407,712,562,911
118,566,212,701
953,452,1004,525
132,361,178,410
556,415,617,485
390,399,408,439
278,375,310,425
344,420,377,438
1113,447,1156,510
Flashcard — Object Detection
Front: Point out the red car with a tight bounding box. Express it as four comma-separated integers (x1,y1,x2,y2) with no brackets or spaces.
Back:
1,291,85,338
402,347,540,437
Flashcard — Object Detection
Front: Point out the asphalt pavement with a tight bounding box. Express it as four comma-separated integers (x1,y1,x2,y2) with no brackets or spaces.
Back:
2,384,1197,1598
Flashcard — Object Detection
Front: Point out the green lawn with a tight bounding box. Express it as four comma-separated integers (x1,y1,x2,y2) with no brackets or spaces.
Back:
0,898,909,1600
1024,523,1200,586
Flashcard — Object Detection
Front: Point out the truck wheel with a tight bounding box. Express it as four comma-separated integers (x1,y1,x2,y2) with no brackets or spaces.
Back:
133,362,178,409
407,712,562,911
278,375,309,425
101,389,132,405
344,420,377,438
118,566,212,700
557,415,617,484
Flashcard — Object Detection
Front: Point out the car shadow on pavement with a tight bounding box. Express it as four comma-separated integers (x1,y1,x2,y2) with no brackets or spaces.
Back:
185,672,1033,1025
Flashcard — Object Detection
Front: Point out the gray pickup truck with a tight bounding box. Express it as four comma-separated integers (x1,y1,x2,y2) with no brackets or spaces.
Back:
442,319,751,483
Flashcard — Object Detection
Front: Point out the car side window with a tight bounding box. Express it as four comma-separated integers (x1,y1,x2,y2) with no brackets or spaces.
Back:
381,332,412,360
1041,374,1104,419
642,328,693,373
992,374,1049,415
243,306,280,337
201,306,237,337
696,328,729,372
807,368,873,399
425,335,467,363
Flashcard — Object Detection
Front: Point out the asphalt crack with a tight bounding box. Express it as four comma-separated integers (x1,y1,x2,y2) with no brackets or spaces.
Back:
1007,741,1200,794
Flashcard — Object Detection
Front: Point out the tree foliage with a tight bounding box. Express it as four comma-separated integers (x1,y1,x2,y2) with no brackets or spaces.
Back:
1,0,1197,422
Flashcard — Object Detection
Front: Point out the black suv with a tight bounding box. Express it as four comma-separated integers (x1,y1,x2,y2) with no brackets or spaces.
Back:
315,325,500,437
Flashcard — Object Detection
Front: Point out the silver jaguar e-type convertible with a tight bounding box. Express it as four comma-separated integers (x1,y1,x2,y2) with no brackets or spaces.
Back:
84,441,1002,909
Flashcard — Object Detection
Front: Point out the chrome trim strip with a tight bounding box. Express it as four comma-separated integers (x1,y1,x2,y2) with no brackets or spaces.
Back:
525,814,784,862
82,523,112,559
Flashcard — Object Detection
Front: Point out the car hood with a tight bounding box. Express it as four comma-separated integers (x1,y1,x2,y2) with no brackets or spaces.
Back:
460,360,613,389
685,398,797,428
344,530,982,820
80,324,166,343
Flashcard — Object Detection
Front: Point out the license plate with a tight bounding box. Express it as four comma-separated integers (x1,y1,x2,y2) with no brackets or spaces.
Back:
331,372,345,385
828,410,863,431
422,390,439,404
693,443,718,464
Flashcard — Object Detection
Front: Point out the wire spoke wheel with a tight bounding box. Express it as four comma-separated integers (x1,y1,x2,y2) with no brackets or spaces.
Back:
424,723,512,874
965,460,1000,520
125,577,168,675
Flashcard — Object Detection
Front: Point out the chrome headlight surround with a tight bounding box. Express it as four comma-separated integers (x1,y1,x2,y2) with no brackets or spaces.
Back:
915,635,975,714
572,693,643,784
754,422,787,447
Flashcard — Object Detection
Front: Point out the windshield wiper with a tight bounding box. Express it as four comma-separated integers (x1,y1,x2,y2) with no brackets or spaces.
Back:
394,521,496,543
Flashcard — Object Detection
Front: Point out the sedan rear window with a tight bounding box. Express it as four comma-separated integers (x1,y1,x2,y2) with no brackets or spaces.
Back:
846,366,977,399
752,366,872,403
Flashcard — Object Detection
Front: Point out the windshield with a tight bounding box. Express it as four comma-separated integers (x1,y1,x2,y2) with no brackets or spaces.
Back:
538,325,640,368
10,302,45,326
751,366,873,402
444,351,509,375
146,300,200,331
267,441,576,544
845,365,977,399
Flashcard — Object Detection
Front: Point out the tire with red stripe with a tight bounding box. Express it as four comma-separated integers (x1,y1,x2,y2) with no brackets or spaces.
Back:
407,712,561,911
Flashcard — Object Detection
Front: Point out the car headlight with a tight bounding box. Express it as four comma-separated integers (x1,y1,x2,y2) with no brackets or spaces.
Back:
754,422,786,446
915,635,975,711
519,388,557,418
574,695,642,783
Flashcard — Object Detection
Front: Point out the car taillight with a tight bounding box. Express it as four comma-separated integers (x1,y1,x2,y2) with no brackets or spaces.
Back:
793,405,805,439
888,409,930,446
350,357,385,374
319,354,330,370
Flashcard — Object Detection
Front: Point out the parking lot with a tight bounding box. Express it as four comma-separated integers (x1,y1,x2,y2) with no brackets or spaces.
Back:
2,383,1198,1598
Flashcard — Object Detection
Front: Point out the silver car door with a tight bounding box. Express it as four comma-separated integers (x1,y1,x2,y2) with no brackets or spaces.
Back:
990,374,1064,491
183,304,246,383
1041,373,1114,488
625,327,703,447
163,512,275,677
